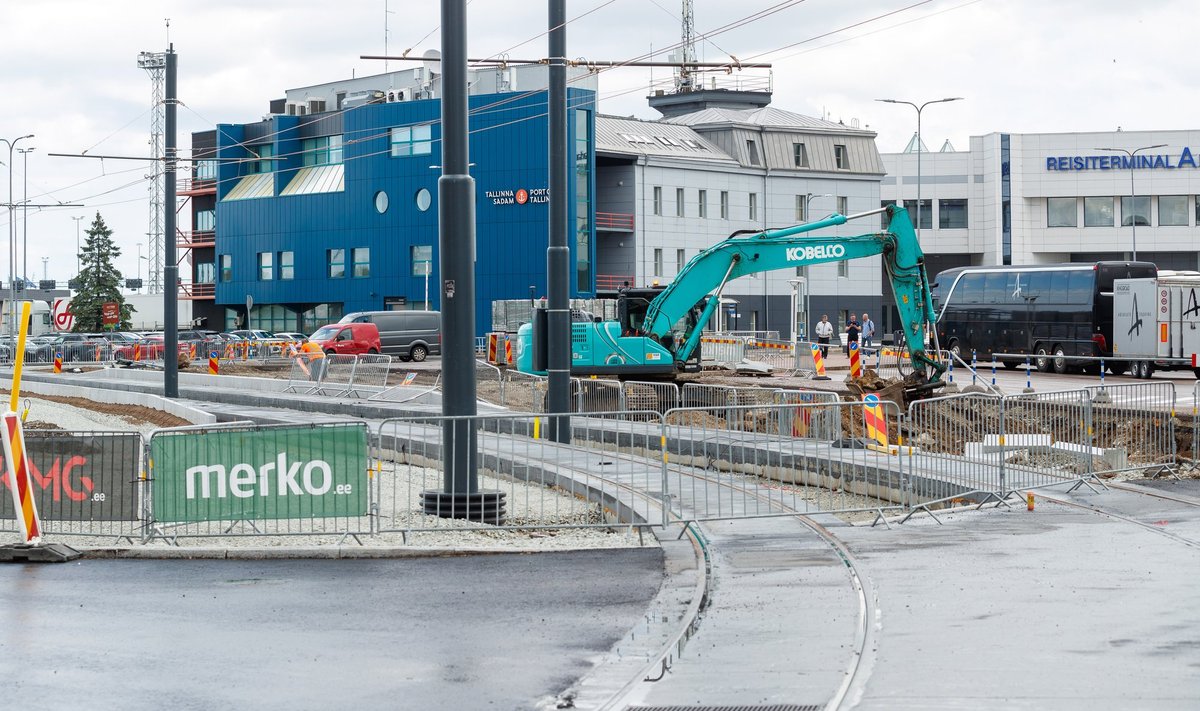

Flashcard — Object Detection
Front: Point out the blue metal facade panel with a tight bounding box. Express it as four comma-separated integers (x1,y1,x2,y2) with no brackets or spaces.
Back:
214,88,596,332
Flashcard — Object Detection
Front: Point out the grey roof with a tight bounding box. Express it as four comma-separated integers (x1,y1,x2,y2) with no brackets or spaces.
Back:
666,106,872,134
594,114,737,163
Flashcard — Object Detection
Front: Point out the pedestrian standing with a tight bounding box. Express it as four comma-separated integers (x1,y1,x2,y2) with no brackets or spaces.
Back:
845,315,860,356
814,314,833,358
861,312,875,351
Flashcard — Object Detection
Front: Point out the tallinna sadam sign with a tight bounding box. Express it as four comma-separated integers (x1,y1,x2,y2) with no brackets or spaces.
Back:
151,424,368,523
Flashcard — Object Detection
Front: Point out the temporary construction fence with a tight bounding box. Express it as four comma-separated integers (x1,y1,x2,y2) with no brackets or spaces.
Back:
700,335,747,367
0,430,144,541
742,338,796,374
145,421,372,542
1083,382,1178,476
283,353,393,397
374,411,667,536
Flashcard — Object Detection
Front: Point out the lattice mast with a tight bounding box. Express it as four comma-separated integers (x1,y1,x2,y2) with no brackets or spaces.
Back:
677,0,698,92
137,50,166,295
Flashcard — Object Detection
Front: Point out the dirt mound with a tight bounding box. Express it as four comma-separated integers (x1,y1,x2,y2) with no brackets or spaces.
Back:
0,390,191,429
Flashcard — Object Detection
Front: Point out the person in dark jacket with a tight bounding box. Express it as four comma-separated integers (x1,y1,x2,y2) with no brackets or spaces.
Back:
845,316,860,356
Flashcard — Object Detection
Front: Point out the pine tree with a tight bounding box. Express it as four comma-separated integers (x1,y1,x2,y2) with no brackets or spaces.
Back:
70,212,133,331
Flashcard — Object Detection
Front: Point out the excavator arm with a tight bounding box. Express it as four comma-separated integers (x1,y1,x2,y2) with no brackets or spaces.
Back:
642,204,945,379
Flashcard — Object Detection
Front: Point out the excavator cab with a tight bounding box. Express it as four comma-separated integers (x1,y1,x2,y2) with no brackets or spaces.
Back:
614,286,705,373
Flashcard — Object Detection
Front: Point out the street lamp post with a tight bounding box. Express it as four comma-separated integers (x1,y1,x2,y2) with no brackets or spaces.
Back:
788,277,808,349
41,257,48,283
1096,144,1166,262
875,98,963,239
18,146,34,291
805,192,831,220
72,215,85,278
1,134,34,335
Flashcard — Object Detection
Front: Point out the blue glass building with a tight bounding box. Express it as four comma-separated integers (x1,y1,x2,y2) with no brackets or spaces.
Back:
187,83,596,334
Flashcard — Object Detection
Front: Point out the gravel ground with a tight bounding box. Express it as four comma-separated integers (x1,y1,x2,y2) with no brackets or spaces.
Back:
4,394,187,435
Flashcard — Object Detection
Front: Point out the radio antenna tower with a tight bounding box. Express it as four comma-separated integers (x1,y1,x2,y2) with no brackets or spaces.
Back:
677,0,698,92
137,49,167,295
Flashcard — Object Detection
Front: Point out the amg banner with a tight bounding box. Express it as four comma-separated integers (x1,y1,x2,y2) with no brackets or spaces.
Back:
0,431,141,521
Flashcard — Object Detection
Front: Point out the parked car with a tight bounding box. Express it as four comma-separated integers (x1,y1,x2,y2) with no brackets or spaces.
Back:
39,333,108,362
307,322,382,356
274,332,307,343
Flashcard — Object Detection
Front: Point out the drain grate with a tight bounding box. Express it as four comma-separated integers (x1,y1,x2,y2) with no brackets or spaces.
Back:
625,706,821,711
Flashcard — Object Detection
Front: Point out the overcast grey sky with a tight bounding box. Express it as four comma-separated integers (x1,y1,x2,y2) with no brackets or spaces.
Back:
0,0,1194,285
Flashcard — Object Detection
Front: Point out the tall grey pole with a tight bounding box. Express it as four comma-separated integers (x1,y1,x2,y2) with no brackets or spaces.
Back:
546,0,571,442
163,47,179,398
2,135,33,335
421,0,503,524
20,147,33,289
1096,143,1165,263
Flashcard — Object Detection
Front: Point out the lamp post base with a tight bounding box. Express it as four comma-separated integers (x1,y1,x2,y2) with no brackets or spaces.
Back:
420,490,507,525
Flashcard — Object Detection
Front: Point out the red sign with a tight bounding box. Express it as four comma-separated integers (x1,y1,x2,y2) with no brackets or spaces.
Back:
515,188,529,205
102,302,120,325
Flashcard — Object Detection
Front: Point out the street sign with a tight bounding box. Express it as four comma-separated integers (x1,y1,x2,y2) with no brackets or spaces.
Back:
101,302,120,325
125,278,143,290
39,280,56,291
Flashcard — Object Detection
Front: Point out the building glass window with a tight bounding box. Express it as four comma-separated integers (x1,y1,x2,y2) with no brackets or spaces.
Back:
219,254,232,283
352,248,370,278
327,248,346,279
837,196,848,216
1159,195,1188,226
795,195,806,222
939,198,968,229
834,144,848,169
250,304,295,333
1047,197,1077,227
575,108,592,293
390,124,433,156
676,249,686,273
903,199,932,229
1120,196,1151,226
279,251,294,280
698,189,707,218
197,261,215,284
746,139,761,166
653,186,662,216
411,245,433,276
196,160,218,180
749,193,758,221
720,191,729,219
838,260,849,278
300,303,343,332
676,187,685,217
257,252,273,281
653,248,663,277
195,209,215,232
302,135,343,166
795,265,808,278
1084,197,1114,227
793,142,808,168
247,144,274,174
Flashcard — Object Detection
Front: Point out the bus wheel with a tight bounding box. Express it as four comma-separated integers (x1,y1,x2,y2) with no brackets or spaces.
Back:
1035,346,1052,373
1135,360,1154,379
1052,346,1069,375
947,340,961,361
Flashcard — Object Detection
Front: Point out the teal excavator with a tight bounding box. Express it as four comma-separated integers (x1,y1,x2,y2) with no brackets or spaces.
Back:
516,205,947,391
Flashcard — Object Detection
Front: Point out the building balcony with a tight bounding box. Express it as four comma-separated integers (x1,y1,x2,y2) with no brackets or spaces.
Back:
178,178,216,196
595,211,635,232
177,229,215,249
179,282,215,300
595,274,635,291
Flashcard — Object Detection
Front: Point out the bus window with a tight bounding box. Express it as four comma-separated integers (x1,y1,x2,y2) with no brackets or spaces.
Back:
1050,271,1071,303
956,273,984,304
1026,271,1050,302
984,273,1008,303
1067,271,1094,304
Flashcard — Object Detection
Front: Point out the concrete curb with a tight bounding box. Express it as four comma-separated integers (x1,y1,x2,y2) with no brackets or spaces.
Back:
78,545,615,560
9,374,217,424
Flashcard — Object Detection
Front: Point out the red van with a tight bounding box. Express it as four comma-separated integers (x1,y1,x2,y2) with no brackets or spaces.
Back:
307,322,382,355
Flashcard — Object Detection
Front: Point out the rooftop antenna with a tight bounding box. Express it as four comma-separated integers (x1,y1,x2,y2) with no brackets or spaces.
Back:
384,1,395,73
677,0,697,92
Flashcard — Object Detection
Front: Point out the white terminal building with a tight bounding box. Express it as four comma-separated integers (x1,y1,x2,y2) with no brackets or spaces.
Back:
879,130,1200,331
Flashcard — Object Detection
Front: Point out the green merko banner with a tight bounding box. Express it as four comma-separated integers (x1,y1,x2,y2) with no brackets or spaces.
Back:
151,424,368,523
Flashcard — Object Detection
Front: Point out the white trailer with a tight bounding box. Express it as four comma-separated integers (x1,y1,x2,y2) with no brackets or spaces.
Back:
0,300,53,336
1112,277,1200,379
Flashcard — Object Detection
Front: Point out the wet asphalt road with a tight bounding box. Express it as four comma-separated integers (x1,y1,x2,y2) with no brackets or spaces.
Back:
0,549,664,710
